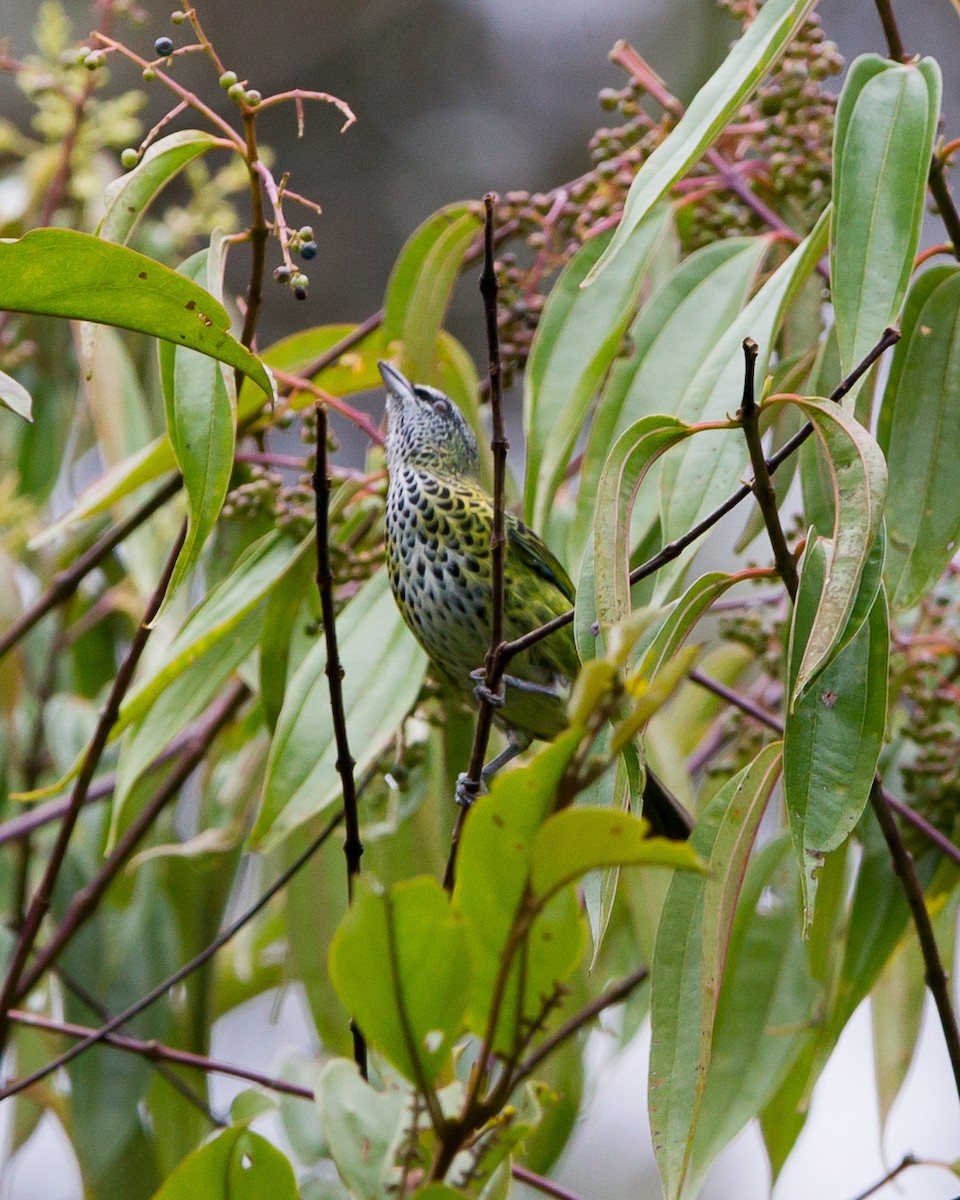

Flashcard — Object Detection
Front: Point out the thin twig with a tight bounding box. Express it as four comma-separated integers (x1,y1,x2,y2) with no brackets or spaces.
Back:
443,194,508,893
0,519,187,1050
688,668,783,733
869,781,960,1100
6,1009,313,1102
883,791,960,869
737,338,799,600
12,681,248,1004
0,476,182,663
274,369,384,445
514,964,649,1084
0,808,344,1100
510,1166,588,1200
313,403,366,1078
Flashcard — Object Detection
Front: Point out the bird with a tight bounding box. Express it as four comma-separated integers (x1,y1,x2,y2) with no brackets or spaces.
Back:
379,359,692,840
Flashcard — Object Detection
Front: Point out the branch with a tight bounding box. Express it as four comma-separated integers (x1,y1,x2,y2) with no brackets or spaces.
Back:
443,194,508,893
869,781,960,1100
736,338,799,600
313,404,366,1077
510,1167,588,1200
513,963,649,1084
0,807,345,1101
12,681,249,1003
0,475,181,663
6,1009,313,1102
495,327,901,668
0,519,187,1050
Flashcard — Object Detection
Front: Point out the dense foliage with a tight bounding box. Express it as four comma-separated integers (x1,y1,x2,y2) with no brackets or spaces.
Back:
0,1,958,1197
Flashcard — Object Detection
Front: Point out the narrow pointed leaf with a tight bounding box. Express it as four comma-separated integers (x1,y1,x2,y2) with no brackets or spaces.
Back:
571,236,769,566
524,209,670,532
649,743,782,1200
659,211,829,583
784,542,889,932
770,396,887,700
831,56,941,385
877,266,960,609
382,203,483,380
585,0,817,284
99,130,223,246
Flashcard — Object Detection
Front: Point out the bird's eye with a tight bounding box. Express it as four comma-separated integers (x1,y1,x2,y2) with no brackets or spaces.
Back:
432,397,451,416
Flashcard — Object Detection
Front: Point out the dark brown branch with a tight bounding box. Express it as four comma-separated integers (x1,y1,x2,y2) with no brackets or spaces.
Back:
0,519,187,1050
0,476,182,664
688,668,783,733
313,403,365,1077
869,781,960,1100
0,807,344,1101
883,790,960,869
444,194,508,893
737,338,799,600
12,681,249,1004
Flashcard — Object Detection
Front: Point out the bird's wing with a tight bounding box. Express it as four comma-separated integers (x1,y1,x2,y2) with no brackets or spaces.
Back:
505,513,576,605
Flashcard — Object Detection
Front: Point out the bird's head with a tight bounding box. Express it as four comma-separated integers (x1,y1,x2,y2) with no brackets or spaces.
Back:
379,360,481,479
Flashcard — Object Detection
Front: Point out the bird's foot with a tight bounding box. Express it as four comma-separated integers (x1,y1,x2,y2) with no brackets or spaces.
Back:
455,772,482,808
469,667,505,708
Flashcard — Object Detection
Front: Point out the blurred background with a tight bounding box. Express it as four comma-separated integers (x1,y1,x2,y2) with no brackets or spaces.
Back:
0,0,958,1196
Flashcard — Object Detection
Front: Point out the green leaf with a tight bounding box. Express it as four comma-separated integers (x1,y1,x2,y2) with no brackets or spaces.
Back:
329,876,469,1086
0,367,32,421
158,242,236,609
771,396,887,700
636,570,749,680
871,929,926,1127
784,546,889,932
571,236,769,567
586,415,695,638
658,210,829,588
453,732,586,1055
315,1059,407,1200
253,568,428,851
99,130,223,246
831,56,942,387
149,1127,297,1200
690,837,816,1190
585,0,818,284
649,743,782,1200
530,808,702,899
0,228,272,397
877,266,960,609
382,202,483,380
524,209,670,533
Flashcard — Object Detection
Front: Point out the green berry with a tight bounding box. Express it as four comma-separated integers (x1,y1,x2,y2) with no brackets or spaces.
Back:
121,148,140,169
83,51,105,70
298,225,314,240
227,82,245,102
171,9,186,22
290,272,309,290
219,70,237,88
154,36,174,56
244,89,261,107
142,66,156,80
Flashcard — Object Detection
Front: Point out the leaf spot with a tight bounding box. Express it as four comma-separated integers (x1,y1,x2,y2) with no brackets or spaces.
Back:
137,271,148,280
185,299,196,310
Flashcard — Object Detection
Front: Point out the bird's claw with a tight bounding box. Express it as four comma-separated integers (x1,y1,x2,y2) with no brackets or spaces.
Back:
455,772,481,808
469,667,504,708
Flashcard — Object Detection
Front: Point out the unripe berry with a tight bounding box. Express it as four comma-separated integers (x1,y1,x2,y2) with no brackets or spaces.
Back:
290,272,309,290
298,225,314,240
273,265,291,283
83,51,105,70
227,82,245,102
142,66,156,80
219,70,237,89
244,90,261,107
170,9,186,22
121,148,139,169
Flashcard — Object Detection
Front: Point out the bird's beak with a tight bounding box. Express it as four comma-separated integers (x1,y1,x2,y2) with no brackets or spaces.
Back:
378,360,416,410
